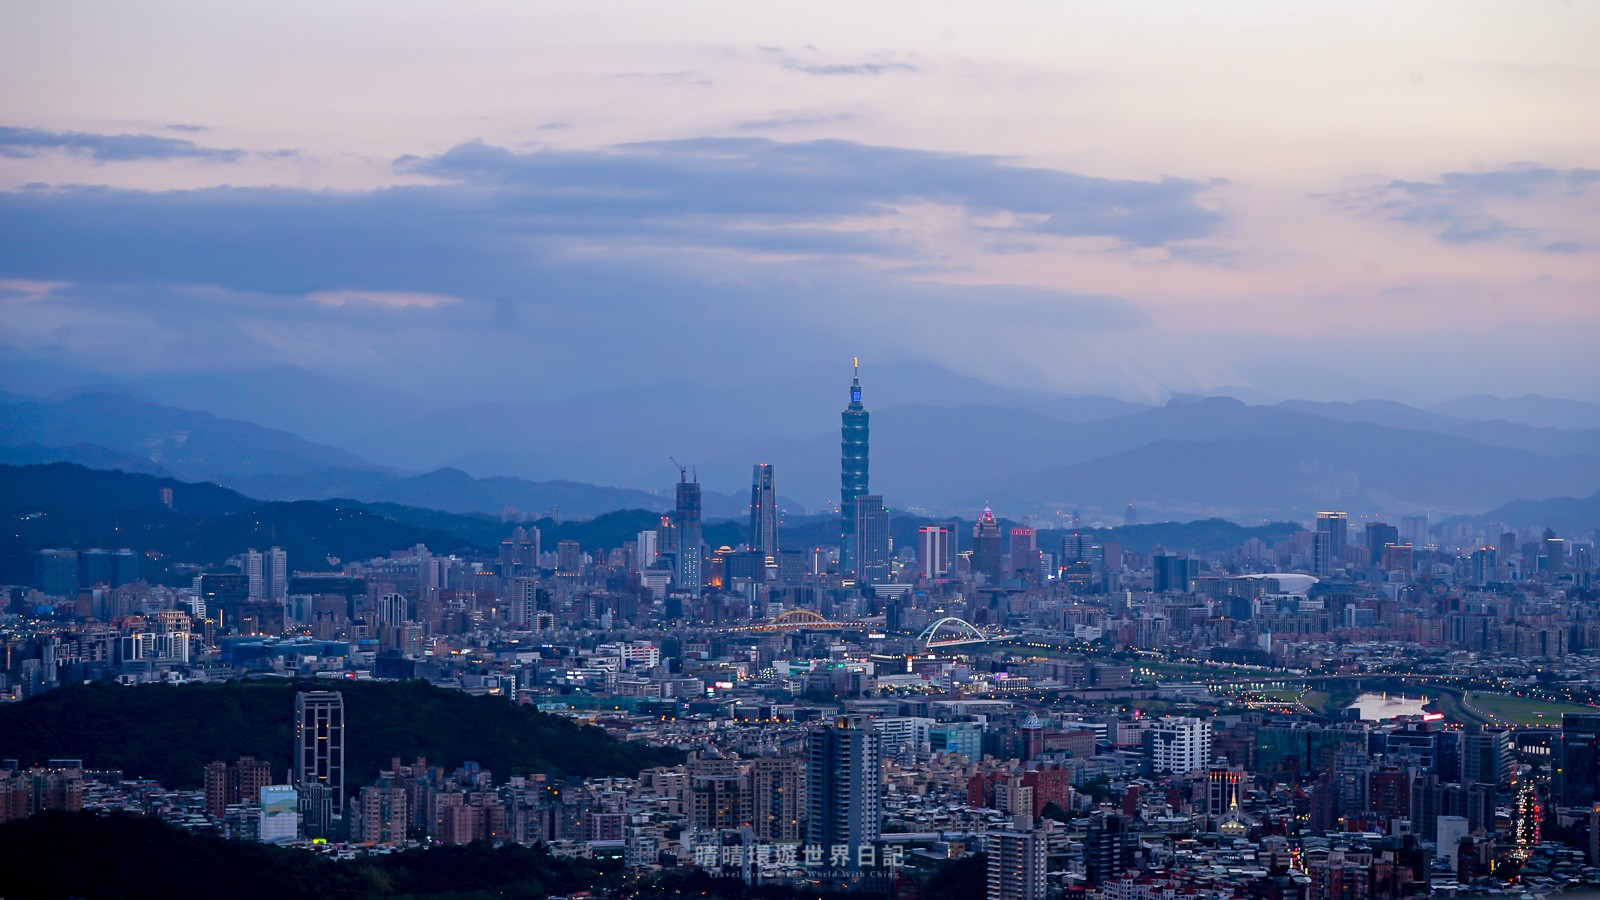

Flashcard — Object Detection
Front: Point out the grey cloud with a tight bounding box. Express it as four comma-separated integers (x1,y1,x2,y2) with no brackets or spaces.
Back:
1343,163,1598,253
164,123,208,133
403,136,1218,247
2,137,1219,307
0,125,243,162
1390,164,1600,199
0,135,1177,395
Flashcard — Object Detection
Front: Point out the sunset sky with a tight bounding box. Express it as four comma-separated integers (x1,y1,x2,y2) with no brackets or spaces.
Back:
2,0,1596,404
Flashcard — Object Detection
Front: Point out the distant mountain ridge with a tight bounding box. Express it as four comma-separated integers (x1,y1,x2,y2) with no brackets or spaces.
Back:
1454,489,1600,536
0,393,748,519
5,368,1600,521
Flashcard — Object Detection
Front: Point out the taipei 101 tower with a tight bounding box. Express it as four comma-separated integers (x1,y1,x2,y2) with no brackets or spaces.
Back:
839,359,869,577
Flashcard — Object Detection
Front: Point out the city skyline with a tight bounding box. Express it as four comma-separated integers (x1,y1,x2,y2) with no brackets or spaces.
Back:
6,5,1600,897
1,2,1597,407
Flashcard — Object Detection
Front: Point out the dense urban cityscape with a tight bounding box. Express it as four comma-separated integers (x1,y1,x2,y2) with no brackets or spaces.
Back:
4,368,1600,900
3,3,1597,898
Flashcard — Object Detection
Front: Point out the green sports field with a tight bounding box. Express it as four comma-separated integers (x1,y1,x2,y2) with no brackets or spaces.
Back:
1467,693,1600,726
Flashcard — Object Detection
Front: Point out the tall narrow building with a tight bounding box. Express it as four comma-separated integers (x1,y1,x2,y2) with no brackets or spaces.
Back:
265,546,288,600
808,715,881,870
294,690,345,839
839,360,870,577
1315,511,1349,576
854,494,890,586
750,463,778,565
972,505,1003,582
675,467,703,597
919,526,951,578
988,829,1048,900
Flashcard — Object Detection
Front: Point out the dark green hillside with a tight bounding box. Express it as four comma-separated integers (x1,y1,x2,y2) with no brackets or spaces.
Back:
0,463,485,583
0,679,680,789
0,811,621,900
0,461,257,516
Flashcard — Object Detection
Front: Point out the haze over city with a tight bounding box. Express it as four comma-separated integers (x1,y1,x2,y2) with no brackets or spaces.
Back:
3,6,1600,900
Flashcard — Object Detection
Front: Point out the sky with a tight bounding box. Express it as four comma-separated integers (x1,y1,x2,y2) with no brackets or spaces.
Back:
1,0,1597,406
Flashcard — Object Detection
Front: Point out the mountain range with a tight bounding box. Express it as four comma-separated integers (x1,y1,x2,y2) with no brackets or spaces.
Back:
3,363,1600,528
0,463,1311,590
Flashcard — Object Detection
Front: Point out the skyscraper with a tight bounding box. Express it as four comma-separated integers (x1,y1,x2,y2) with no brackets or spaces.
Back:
1314,511,1348,577
294,691,345,803
1365,523,1399,570
243,548,265,600
750,463,778,565
1009,528,1037,580
807,715,882,869
840,360,869,577
972,505,1003,581
265,546,288,600
919,526,951,578
674,468,702,597
1152,553,1195,594
1559,713,1600,808
854,494,890,586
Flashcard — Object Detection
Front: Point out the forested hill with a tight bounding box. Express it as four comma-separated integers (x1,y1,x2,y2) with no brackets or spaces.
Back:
0,679,680,789
0,811,622,900
0,462,485,583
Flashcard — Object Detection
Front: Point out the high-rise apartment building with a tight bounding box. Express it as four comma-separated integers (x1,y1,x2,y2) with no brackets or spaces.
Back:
636,530,659,570
203,755,273,818
840,361,870,577
807,715,882,867
987,829,1047,900
748,757,804,843
674,469,702,597
556,540,583,576
1470,548,1498,586
265,546,288,600
294,690,345,809
1147,716,1211,775
750,463,778,565
1085,813,1137,885
854,494,890,586
243,548,265,600
354,783,409,845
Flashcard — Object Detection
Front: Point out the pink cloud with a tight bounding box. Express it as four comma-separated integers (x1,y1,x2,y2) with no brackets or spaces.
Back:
306,289,462,309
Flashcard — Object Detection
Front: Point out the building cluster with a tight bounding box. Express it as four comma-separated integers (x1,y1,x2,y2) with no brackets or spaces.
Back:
6,366,1600,896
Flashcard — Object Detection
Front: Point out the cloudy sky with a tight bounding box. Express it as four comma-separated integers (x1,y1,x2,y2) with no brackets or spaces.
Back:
2,0,1596,405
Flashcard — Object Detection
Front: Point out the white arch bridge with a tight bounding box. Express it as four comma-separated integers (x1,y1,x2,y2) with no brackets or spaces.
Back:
916,617,1014,650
